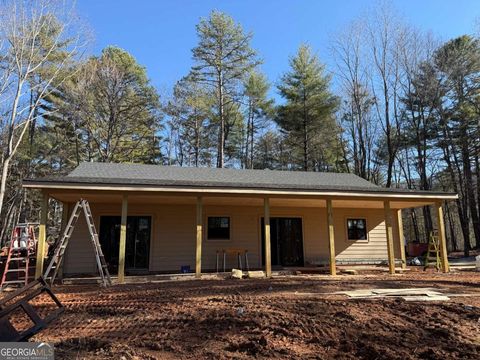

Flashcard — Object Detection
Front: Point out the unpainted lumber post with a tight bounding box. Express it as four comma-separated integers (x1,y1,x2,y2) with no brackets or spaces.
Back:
435,201,450,273
383,200,396,275
326,199,336,276
264,197,271,278
118,194,128,284
35,192,49,278
396,209,407,270
195,196,203,278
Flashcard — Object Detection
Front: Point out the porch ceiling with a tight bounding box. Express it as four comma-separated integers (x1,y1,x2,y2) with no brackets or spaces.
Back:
45,190,437,210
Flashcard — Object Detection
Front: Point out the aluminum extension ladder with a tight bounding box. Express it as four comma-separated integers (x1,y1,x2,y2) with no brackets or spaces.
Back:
0,224,37,289
43,199,111,286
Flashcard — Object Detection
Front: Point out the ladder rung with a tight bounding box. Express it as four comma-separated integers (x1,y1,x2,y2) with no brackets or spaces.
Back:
6,269,28,273
2,280,27,284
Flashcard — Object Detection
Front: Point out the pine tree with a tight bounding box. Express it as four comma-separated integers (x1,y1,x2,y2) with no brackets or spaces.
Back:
166,76,214,166
190,11,260,168
46,46,162,164
243,71,274,169
276,45,341,171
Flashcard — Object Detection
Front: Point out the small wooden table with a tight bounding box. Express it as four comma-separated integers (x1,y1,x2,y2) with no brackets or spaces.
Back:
216,248,249,272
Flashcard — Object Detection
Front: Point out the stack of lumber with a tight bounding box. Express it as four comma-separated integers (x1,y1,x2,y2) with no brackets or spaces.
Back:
337,288,450,301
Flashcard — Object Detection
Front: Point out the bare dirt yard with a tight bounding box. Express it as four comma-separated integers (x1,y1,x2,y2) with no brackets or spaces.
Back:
22,270,480,359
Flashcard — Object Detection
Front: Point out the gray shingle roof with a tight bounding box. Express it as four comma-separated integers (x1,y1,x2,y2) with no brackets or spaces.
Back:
22,162,456,197
66,162,378,190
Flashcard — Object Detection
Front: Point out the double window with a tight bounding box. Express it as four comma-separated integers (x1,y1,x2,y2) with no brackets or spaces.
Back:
207,216,230,240
347,218,367,240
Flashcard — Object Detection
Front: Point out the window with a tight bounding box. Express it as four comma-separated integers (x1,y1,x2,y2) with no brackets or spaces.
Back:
207,217,230,240
347,218,367,240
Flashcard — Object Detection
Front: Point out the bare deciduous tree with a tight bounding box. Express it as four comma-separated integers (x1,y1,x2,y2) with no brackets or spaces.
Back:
0,0,86,217
332,19,380,182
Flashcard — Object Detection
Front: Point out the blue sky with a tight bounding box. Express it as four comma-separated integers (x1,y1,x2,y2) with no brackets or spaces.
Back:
77,0,480,96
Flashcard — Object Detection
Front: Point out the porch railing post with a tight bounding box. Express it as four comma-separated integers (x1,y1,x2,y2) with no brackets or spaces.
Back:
195,196,203,278
396,209,407,270
264,197,271,278
383,200,396,274
326,199,336,276
435,201,450,273
35,192,49,278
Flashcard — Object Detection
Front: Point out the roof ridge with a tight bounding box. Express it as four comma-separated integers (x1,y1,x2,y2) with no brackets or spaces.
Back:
71,161,376,180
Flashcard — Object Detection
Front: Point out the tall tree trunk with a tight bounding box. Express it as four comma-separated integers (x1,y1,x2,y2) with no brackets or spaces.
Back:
194,115,200,167
302,95,308,171
217,72,225,168
410,209,420,243
445,201,458,252
249,107,254,169
462,141,480,248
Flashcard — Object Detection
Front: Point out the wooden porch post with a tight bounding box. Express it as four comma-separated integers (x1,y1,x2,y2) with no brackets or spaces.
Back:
435,201,450,273
383,200,396,275
118,194,128,284
35,192,49,278
396,209,407,270
195,196,203,278
264,197,271,278
326,199,336,276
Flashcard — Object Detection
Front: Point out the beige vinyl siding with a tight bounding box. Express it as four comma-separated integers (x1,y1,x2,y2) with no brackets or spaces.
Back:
63,212,96,274
63,201,400,274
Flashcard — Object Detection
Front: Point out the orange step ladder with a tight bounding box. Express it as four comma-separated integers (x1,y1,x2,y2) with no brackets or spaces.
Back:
1,224,37,289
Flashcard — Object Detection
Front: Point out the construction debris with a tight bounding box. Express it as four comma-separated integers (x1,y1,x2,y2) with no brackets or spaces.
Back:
231,268,243,279
337,287,451,301
0,277,64,341
246,270,265,278
341,269,358,275
403,295,451,302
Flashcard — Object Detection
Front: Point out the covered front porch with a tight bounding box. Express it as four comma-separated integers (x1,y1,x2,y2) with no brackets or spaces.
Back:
30,188,452,283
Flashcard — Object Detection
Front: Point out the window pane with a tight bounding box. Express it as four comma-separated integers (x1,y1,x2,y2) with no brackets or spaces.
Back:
347,218,367,240
208,217,230,240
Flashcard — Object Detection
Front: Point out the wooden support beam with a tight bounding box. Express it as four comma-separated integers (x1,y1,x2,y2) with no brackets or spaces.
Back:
118,195,128,284
435,201,450,273
326,199,336,276
396,209,407,270
35,192,48,279
195,196,203,278
384,200,396,274
264,197,271,278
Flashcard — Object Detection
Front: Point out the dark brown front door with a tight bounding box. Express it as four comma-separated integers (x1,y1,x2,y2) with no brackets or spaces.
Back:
261,217,304,267
99,216,151,274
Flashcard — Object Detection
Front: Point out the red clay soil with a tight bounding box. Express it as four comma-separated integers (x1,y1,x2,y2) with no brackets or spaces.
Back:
12,270,480,359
